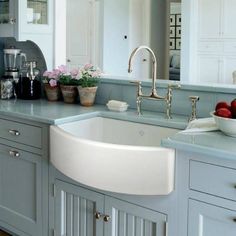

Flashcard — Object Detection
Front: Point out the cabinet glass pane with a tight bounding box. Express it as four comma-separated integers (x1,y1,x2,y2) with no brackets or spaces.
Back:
27,0,48,24
0,0,9,24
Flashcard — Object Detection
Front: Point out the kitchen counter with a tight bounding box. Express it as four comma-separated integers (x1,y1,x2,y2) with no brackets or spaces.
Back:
0,99,187,128
1,98,235,160
162,131,236,160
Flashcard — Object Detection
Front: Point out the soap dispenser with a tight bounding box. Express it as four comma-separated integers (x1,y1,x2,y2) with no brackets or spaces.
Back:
15,61,41,100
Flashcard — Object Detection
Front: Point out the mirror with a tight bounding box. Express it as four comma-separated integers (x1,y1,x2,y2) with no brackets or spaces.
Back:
55,0,182,81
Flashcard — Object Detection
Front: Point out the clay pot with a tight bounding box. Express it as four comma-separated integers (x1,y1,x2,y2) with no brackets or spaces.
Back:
60,85,78,103
44,84,60,102
77,86,98,106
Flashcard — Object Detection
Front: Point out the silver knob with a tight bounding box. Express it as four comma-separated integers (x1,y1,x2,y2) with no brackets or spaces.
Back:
94,212,101,220
9,150,20,158
103,215,110,222
9,18,16,24
8,129,20,136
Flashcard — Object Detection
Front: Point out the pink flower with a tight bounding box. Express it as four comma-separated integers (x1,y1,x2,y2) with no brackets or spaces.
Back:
84,63,93,70
70,68,79,78
49,79,57,87
43,71,51,77
58,65,68,74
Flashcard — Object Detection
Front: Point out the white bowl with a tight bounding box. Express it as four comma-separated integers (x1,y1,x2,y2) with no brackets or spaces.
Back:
211,111,236,137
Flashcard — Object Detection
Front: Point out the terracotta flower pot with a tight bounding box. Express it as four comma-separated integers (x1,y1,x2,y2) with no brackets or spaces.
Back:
78,86,98,107
44,84,60,102
60,85,78,104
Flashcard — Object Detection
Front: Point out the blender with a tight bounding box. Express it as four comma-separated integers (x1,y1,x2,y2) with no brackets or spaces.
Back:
3,48,27,79
1,48,27,99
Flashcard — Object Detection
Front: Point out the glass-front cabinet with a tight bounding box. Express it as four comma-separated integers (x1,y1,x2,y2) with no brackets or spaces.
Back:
0,0,54,70
27,0,48,25
19,0,53,34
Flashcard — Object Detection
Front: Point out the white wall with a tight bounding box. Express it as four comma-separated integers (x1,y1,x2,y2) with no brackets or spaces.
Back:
54,0,66,67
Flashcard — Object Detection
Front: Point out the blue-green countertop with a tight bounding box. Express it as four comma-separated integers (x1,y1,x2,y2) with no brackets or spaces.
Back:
162,131,236,160
0,99,187,129
0,99,235,160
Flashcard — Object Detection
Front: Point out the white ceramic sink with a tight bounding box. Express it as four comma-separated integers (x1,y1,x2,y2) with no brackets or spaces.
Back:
50,117,179,195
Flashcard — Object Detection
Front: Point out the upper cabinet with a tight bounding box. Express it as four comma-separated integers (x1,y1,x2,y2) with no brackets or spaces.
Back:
194,0,236,83
198,0,236,40
0,0,54,70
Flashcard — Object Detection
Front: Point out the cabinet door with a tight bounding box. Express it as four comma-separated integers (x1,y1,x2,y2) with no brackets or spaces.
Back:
104,196,167,236
188,199,236,236
0,144,42,236
222,0,236,38
222,56,236,84
0,0,17,37
198,0,222,39
197,55,222,83
55,180,104,236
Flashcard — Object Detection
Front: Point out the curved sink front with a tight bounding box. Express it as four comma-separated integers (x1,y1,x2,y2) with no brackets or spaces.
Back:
50,117,179,195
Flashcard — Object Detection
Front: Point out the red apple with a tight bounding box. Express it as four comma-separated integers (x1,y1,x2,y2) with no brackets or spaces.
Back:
231,99,236,118
215,108,232,118
215,101,230,111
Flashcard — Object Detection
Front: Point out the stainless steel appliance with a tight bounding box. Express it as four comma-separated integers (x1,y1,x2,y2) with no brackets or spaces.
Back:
3,48,27,79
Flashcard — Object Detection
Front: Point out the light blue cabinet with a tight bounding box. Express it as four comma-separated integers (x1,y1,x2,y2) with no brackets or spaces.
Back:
104,196,167,236
0,143,43,236
54,180,104,236
188,199,236,236
54,180,167,236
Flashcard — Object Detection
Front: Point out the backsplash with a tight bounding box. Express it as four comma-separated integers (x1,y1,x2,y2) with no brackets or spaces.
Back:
96,78,236,118
0,37,47,78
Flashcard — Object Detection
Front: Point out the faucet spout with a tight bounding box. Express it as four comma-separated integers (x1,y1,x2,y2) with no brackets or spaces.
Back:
128,46,158,96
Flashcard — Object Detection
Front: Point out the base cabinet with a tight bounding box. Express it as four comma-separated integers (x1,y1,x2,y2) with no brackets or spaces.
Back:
188,199,236,236
0,143,43,236
54,180,167,236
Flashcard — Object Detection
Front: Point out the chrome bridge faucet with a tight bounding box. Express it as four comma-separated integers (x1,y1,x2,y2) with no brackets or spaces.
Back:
128,46,180,119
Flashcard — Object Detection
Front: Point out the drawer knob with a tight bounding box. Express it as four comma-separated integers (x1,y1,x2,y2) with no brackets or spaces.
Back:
103,215,110,222
94,212,101,220
9,150,20,158
8,129,20,136
233,218,236,222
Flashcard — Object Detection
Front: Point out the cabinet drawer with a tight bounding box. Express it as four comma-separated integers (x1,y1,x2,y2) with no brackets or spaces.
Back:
198,41,223,53
0,119,42,148
190,160,236,201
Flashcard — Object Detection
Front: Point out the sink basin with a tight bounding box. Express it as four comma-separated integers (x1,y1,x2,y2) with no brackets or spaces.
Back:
50,117,179,195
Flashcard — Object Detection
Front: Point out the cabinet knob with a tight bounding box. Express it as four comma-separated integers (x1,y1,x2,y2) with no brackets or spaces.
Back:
9,150,20,158
67,59,71,63
9,18,16,24
233,218,236,222
8,129,20,136
103,215,110,222
94,212,101,220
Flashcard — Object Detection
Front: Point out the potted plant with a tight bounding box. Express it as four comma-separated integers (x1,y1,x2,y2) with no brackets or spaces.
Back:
58,66,80,103
77,64,101,106
42,70,60,101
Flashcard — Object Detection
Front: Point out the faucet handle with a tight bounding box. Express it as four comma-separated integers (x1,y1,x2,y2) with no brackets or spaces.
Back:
130,81,142,86
168,83,181,89
189,96,200,122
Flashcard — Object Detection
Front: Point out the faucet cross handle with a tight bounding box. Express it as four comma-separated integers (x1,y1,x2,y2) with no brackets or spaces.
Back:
130,81,143,115
166,83,181,119
189,96,200,122
130,81,143,96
